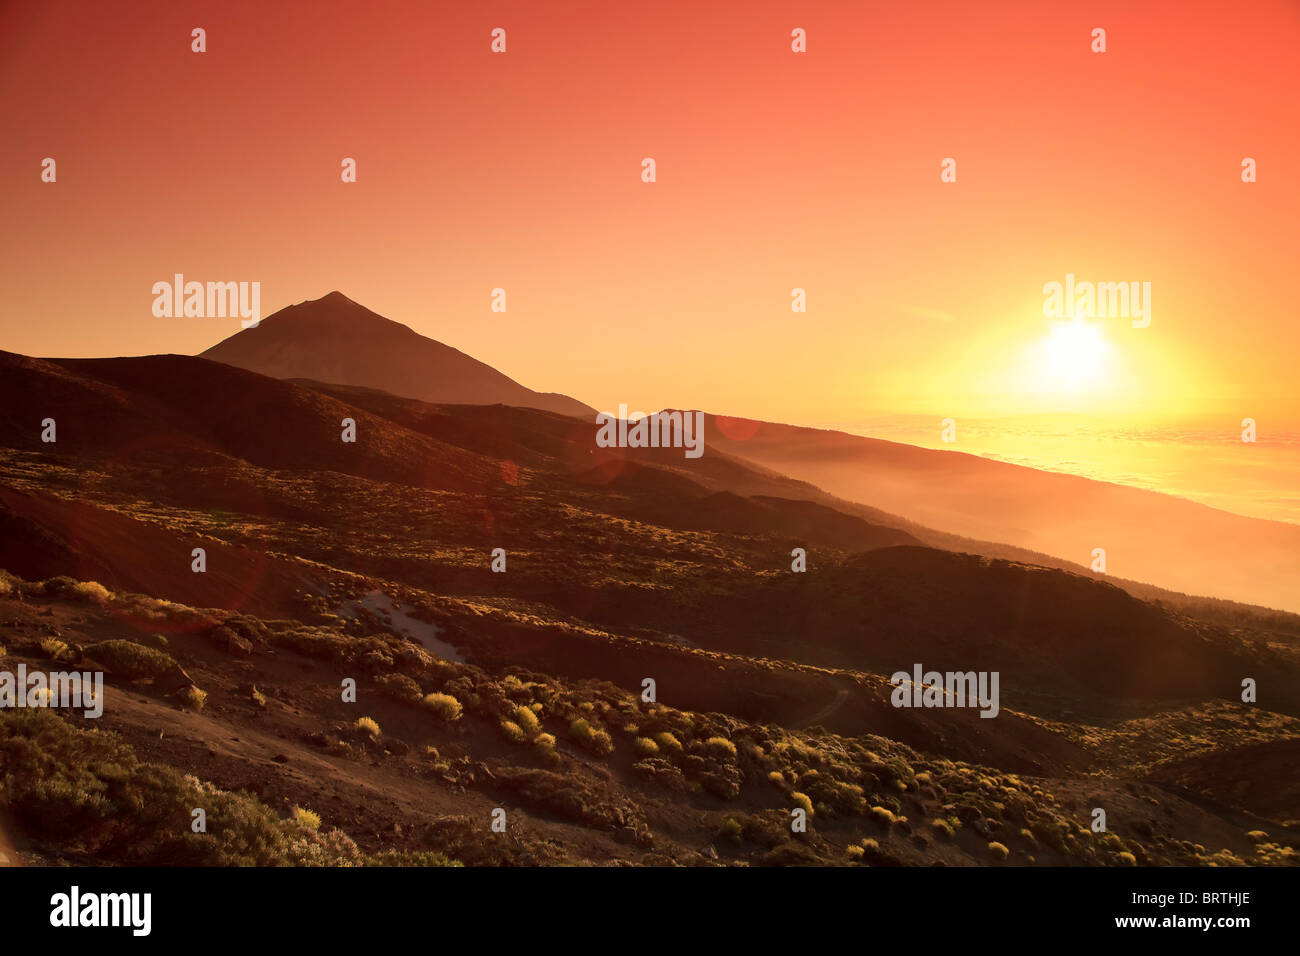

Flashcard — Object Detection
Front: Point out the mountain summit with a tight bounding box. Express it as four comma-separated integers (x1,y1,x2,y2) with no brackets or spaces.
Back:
200,292,595,418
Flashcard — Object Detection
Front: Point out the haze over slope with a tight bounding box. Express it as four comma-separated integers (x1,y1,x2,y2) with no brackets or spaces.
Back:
201,292,595,419
702,415,1300,612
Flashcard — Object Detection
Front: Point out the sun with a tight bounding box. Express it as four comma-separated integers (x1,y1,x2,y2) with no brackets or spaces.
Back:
1031,318,1113,393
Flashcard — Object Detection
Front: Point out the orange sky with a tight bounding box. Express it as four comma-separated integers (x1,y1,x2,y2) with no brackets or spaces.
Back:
2,0,1298,428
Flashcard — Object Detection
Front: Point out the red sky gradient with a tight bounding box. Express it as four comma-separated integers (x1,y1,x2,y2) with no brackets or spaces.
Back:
2,0,1298,428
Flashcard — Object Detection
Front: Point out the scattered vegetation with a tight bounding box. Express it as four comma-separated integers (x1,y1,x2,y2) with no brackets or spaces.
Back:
0,710,457,866
569,718,614,757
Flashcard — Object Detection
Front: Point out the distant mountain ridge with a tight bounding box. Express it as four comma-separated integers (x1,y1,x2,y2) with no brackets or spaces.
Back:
201,291,595,419
699,413,1300,612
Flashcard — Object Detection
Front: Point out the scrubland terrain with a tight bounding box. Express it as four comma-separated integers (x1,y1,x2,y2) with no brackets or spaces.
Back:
0,345,1296,866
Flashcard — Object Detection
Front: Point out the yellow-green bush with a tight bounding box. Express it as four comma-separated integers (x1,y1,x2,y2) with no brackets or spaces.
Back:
929,818,955,840
39,638,71,661
178,687,206,712
869,805,897,826
292,806,321,830
569,718,614,757
71,581,113,604
653,731,682,754
705,736,737,759
422,693,463,721
514,705,541,739
85,640,175,680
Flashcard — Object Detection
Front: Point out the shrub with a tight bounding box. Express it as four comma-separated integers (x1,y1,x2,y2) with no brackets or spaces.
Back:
846,844,865,860
988,841,1010,861
85,640,175,680
1117,851,1137,866
767,770,786,787
1252,842,1296,865
422,693,463,721
492,767,644,834
355,716,381,738
71,581,113,604
718,817,743,845
178,687,206,712
499,720,526,743
791,791,814,816
1203,849,1245,866
291,806,321,830
535,738,561,764
534,733,561,765
514,705,541,739
41,576,79,597
375,673,422,704
568,718,614,757
633,737,660,757
705,736,737,759
39,637,71,661
870,805,898,826
653,731,682,754
930,818,955,840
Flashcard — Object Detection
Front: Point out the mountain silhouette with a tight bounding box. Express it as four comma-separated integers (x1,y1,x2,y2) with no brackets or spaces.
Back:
201,291,595,419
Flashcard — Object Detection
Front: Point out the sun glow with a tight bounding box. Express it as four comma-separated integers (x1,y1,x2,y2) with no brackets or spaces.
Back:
1030,319,1113,393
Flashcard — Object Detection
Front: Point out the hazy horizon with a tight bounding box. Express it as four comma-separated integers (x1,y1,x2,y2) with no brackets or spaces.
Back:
5,285,1297,527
